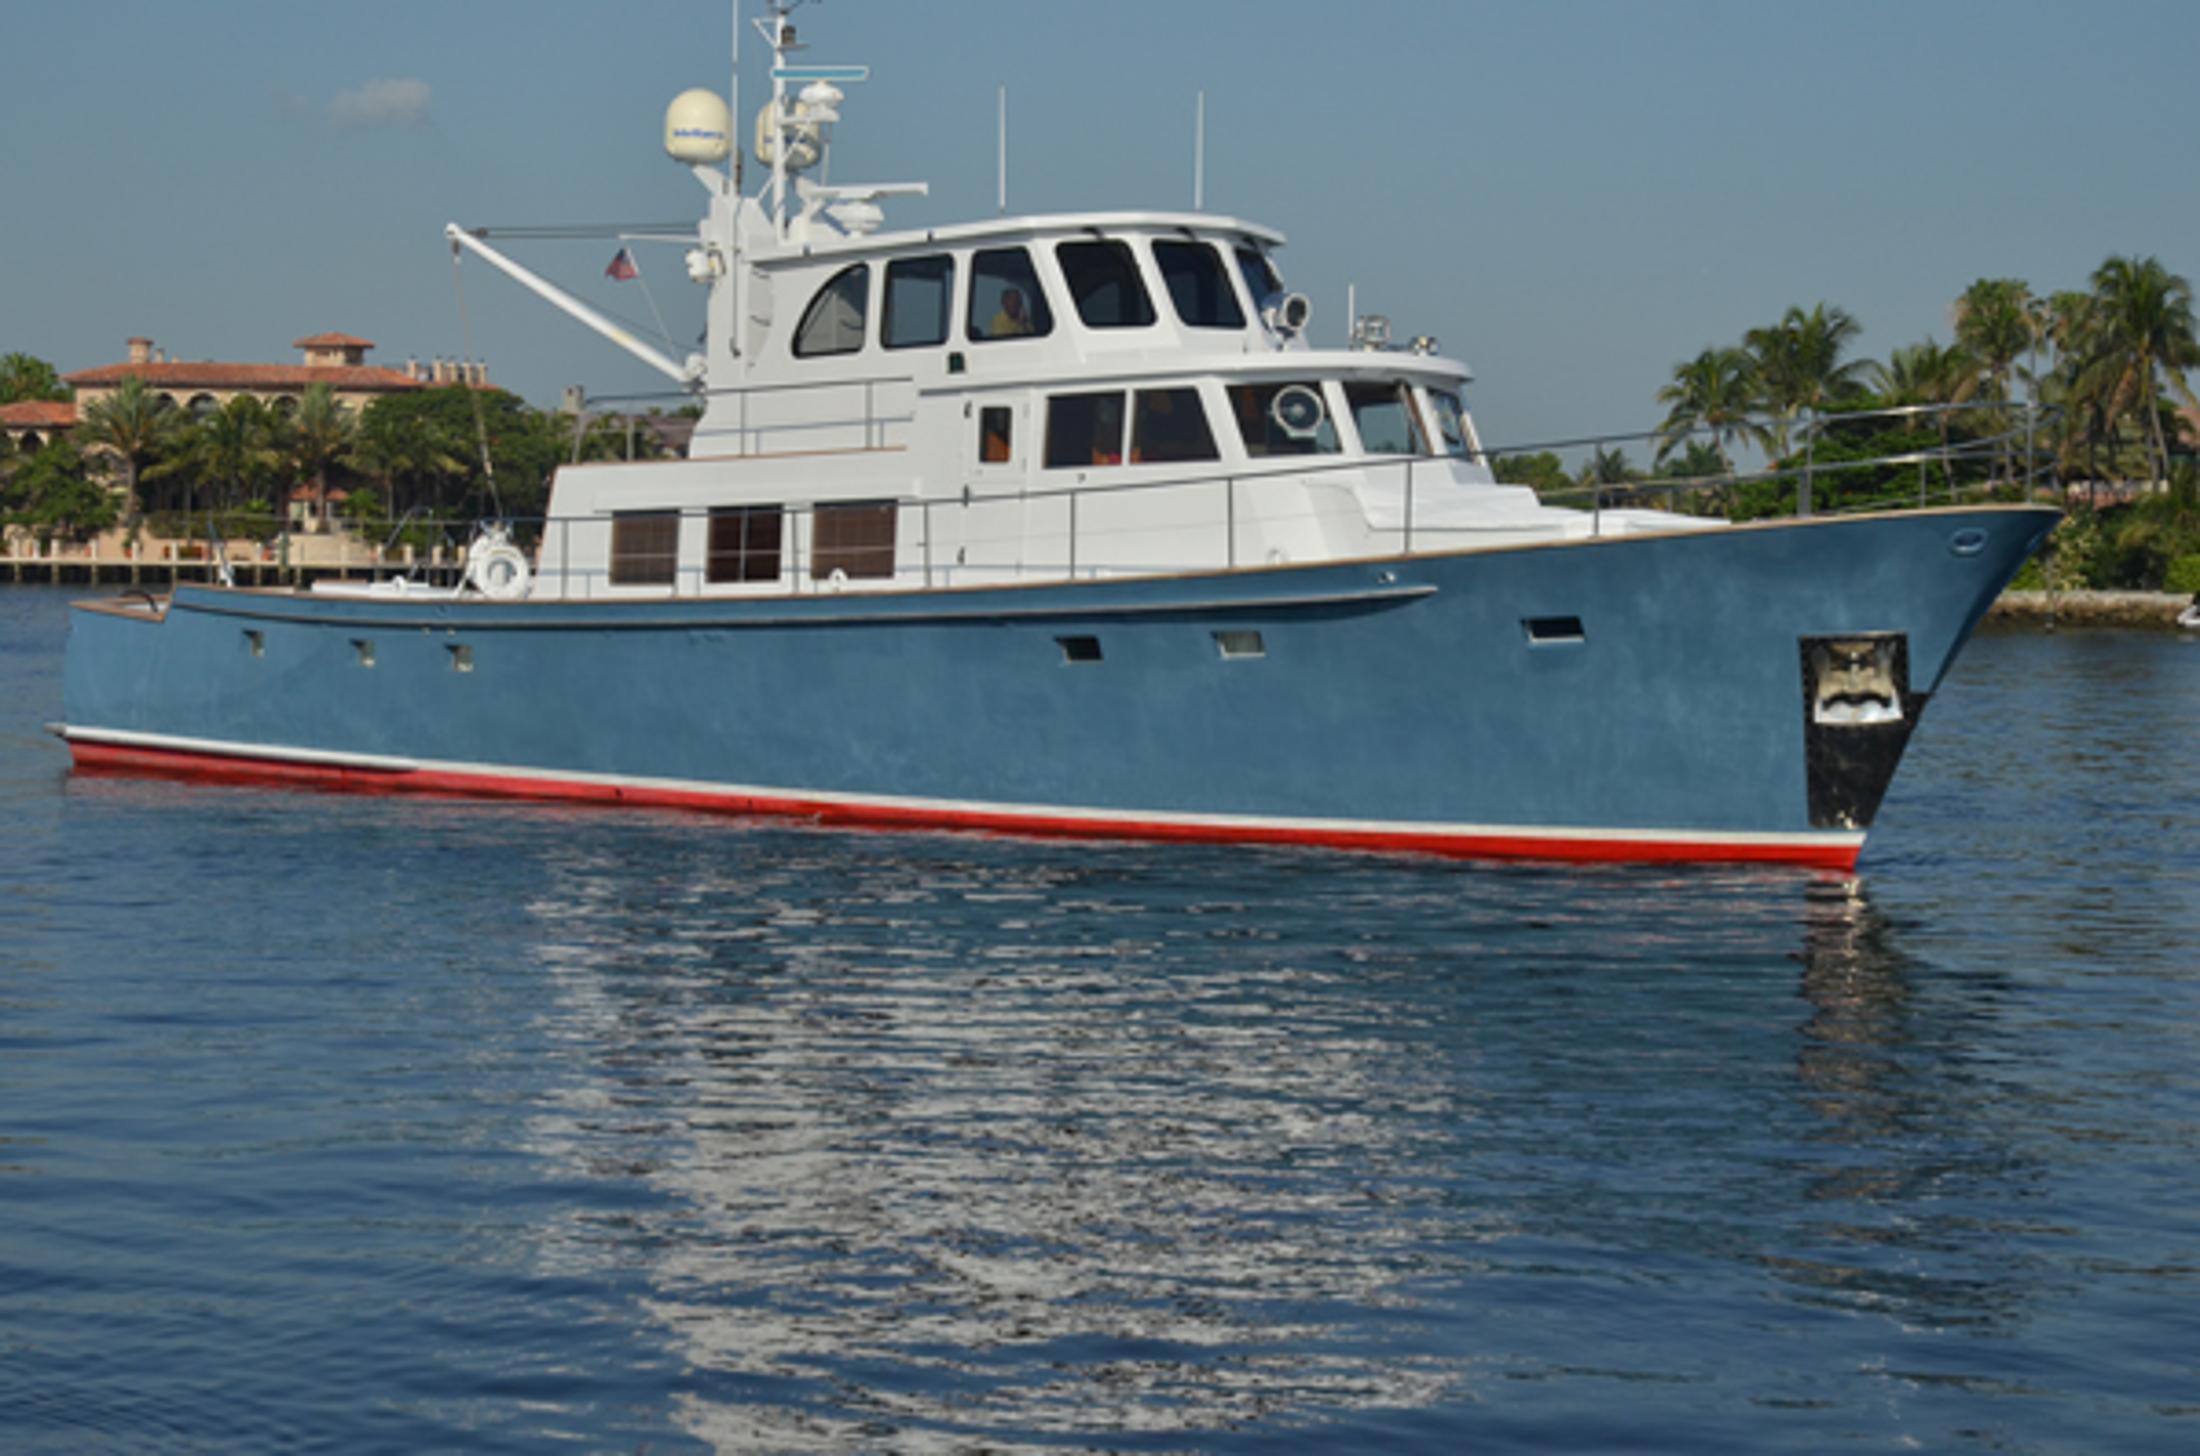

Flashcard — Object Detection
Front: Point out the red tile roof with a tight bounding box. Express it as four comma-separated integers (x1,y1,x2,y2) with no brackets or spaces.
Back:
0,400,78,428
293,332,376,350
63,362,423,393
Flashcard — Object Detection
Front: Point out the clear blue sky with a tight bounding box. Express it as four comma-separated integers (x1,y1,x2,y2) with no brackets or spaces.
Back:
4,0,2194,455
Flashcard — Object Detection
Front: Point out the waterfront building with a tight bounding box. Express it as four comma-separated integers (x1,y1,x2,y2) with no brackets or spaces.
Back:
62,333,484,419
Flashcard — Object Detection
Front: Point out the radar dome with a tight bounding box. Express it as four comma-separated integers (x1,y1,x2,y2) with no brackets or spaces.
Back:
754,99,822,172
663,89,732,164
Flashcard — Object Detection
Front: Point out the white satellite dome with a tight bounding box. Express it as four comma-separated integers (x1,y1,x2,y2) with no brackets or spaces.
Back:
662,88,732,165
754,99,823,172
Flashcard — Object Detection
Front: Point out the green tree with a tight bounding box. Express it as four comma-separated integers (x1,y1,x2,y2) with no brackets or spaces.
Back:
173,396,284,520
2077,254,2200,486
76,376,179,527
2,437,117,541
285,384,358,525
358,386,559,527
1489,450,1572,497
1744,303,1874,459
0,352,70,406
1655,346,1762,474
1953,278,2036,484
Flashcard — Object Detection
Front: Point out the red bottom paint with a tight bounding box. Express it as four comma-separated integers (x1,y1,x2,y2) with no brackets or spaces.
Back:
67,739,1862,871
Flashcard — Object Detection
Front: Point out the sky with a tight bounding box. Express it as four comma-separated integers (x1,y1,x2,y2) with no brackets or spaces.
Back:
4,0,2196,457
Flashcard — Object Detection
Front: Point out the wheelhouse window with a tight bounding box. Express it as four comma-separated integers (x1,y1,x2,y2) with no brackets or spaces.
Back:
1153,241,1245,329
811,500,897,579
707,504,783,583
1427,388,1479,461
1045,391,1127,468
968,247,1053,341
1345,381,1427,455
609,510,680,586
1130,388,1218,464
883,254,953,350
1227,381,1340,457
793,263,869,357
1055,240,1156,329
1235,246,1283,312
979,405,1013,463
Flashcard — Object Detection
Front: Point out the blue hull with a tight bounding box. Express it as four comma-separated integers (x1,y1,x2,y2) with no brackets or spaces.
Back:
59,506,2055,867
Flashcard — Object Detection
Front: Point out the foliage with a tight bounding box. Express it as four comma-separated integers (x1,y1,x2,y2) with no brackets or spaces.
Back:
0,352,70,405
1743,303,1873,459
1489,450,1572,496
2166,553,2200,595
2,437,117,540
357,386,561,529
76,376,180,525
1655,347,1761,471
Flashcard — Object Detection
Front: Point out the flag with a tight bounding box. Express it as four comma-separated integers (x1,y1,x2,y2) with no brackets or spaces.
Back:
604,247,639,281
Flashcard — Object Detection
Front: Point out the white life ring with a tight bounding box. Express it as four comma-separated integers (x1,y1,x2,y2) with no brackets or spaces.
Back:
468,540,531,600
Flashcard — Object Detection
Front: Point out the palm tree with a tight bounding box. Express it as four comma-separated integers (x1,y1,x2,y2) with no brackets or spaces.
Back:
1952,278,2035,484
2080,255,2200,486
285,384,358,530
76,376,178,527
175,396,282,520
1872,339,1979,497
1745,303,1873,459
1655,346,1762,474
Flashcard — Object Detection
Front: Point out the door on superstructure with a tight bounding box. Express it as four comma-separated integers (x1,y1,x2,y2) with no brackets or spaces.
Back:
957,391,1031,582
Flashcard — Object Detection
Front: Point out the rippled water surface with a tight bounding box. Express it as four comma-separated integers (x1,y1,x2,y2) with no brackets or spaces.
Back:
2,586,2195,1452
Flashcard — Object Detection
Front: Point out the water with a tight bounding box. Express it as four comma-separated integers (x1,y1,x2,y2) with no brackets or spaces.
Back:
2,584,2195,1454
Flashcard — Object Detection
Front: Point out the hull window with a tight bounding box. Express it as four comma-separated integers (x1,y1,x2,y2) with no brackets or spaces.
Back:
1131,389,1218,464
793,263,870,358
1214,629,1265,659
1045,391,1128,468
707,505,784,583
811,501,897,580
1056,240,1156,329
1154,241,1245,328
883,254,954,349
1057,635,1103,663
968,247,1053,341
610,511,681,586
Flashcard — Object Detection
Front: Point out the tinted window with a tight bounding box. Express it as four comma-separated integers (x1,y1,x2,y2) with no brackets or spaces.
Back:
1131,388,1218,464
707,505,783,583
1235,246,1282,309
610,511,679,585
883,254,953,349
979,405,1013,463
1346,381,1425,455
1227,381,1340,457
793,263,868,357
1055,241,1156,329
811,501,897,579
967,247,1053,341
1044,392,1127,468
1428,388,1476,460
1154,241,1244,328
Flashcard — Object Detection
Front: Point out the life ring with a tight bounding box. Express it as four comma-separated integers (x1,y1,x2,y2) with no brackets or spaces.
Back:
467,540,531,600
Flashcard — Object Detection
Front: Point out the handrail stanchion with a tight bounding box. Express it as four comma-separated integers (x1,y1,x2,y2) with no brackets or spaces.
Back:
1403,459,1415,554
1225,476,1235,569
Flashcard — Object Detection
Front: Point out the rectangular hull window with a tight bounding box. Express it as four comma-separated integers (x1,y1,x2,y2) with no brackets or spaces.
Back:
708,505,784,583
1214,629,1265,659
811,501,897,580
1523,616,1585,645
1057,635,1103,663
610,511,680,586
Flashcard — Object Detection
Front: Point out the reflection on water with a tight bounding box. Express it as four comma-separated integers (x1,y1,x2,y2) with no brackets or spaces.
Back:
496,841,2087,1451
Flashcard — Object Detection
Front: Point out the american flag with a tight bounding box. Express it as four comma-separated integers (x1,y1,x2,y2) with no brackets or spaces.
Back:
604,248,639,281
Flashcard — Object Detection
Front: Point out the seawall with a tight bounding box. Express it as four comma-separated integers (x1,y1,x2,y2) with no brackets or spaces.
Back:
1986,591,2193,629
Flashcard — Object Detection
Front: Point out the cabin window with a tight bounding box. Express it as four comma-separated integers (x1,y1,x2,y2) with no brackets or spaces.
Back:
883,254,954,350
793,263,869,358
1130,388,1218,464
1427,388,1477,460
1346,381,1426,455
707,504,784,583
1055,240,1156,329
979,405,1013,464
811,500,897,579
1228,381,1340,457
1044,391,1127,468
1153,241,1245,329
968,247,1053,341
1235,245,1283,311
609,510,680,585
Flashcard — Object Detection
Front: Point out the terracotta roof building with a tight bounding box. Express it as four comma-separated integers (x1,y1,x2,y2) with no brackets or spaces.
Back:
0,398,79,452
63,333,489,419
